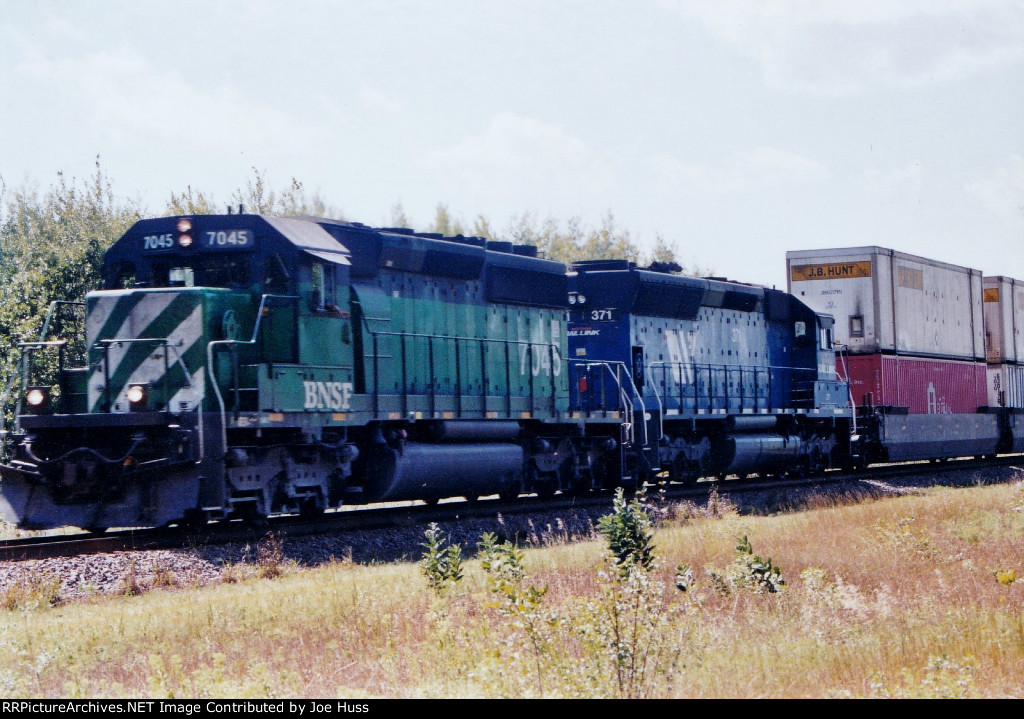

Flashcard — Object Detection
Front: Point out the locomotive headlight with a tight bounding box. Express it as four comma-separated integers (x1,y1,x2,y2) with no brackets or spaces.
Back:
569,295,577,305
126,384,148,409
176,218,193,233
577,294,586,304
25,387,47,408
177,234,193,248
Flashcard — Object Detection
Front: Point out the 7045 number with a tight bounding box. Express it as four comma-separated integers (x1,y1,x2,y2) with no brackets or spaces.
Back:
205,230,253,247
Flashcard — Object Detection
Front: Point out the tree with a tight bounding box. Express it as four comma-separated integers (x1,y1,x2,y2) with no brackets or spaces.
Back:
170,168,342,218
0,159,141,408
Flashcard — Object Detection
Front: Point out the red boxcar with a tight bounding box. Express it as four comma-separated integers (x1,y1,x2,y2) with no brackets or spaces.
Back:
838,353,988,414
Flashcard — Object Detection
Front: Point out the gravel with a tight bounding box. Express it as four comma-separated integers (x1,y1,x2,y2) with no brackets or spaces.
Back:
1,463,1021,604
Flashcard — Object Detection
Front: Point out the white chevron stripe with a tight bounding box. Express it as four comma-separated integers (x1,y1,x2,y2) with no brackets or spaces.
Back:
168,367,207,412
88,294,205,413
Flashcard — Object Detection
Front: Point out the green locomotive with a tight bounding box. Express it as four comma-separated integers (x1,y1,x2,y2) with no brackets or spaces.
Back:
0,214,621,530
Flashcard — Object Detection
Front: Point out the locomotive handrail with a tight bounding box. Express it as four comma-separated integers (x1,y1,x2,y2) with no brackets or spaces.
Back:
208,293,299,455
569,360,651,448
581,358,829,421
0,301,84,436
834,343,857,435
9,340,69,429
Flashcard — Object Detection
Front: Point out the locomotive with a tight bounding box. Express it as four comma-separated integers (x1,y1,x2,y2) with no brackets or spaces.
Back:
0,212,1013,532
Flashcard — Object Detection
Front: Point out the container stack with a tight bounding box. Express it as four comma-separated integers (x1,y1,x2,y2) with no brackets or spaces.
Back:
983,276,1024,409
785,246,987,415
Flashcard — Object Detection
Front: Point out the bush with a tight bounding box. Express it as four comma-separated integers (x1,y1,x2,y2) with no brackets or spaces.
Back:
419,523,464,596
596,488,655,579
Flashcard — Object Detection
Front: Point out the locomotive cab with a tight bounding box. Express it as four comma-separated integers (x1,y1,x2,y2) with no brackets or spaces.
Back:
0,214,358,529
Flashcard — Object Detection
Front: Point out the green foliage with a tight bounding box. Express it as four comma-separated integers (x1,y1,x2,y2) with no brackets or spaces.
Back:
167,168,342,218
0,159,141,419
0,571,62,611
596,488,656,580
414,204,709,273
576,561,681,698
478,532,551,696
708,535,785,595
420,523,464,595
585,491,681,697
734,535,785,594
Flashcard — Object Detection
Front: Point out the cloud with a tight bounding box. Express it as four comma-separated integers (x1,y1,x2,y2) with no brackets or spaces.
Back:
9,43,334,153
422,112,613,199
862,162,926,192
357,87,405,115
966,154,1024,226
664,0,1024,95
646,146,828,194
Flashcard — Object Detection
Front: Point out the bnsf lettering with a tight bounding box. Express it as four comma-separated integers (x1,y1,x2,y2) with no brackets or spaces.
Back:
143,234,174,250
303,381,353,410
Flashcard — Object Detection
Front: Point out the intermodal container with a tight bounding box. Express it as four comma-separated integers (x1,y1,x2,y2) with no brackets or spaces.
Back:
983,276,1024,364
838,353,988,414
786,246,984,361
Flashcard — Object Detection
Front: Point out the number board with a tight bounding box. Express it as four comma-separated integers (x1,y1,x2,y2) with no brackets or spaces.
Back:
141,230,255,251
587,308,616,322
141,233,176,251
204,230,255,249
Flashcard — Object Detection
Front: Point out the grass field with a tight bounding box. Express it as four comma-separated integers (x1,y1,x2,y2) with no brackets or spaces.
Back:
0,478,1021,698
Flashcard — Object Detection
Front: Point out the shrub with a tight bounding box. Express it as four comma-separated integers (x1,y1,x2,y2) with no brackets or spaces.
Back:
596,488,655,579
419,523,464,596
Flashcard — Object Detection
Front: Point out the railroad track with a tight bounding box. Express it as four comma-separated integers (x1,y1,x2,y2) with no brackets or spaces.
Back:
1,454,1021,563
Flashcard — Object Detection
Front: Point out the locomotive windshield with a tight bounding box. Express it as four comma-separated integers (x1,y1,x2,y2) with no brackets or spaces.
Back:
110,254,254,290
155,256,251,288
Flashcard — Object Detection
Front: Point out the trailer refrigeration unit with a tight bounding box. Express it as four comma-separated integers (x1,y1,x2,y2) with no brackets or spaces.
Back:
786,246,1000,462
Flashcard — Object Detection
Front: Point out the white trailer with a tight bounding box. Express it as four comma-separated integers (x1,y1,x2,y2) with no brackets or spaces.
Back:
786,246,984,361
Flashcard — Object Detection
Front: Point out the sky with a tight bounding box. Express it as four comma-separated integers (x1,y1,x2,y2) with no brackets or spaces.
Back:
1,0,1021,290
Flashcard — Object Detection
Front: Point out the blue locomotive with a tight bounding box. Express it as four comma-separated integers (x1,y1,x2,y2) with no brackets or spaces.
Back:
567,260,852,484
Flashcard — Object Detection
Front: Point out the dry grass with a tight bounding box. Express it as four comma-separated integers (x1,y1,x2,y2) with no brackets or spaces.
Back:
0,479,1021,697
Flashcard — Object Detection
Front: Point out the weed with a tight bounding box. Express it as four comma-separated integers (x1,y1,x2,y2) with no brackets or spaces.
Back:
875,516,935,559
707,535,785,595
151,561,179,589
256,533,287,579
117,559,144,597
0,571,61,611
419,523,464,596
478,532,551,696
579,490,682,698
993,568,1016,586
597,488,655,579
